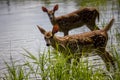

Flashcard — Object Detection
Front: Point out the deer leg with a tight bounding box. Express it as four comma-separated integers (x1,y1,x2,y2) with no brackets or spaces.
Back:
104,51,116,71
64,30,69,36
86,21,99,30
97,49,116,71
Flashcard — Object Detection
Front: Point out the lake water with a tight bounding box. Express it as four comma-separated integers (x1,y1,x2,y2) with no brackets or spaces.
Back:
0,0,120,77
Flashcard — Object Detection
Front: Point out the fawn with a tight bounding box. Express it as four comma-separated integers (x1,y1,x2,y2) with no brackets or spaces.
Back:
42,4,100,36
37,18,115,71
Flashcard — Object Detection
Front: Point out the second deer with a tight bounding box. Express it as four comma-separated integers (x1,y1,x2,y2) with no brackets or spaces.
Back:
42,4,100,36
37,18,115,71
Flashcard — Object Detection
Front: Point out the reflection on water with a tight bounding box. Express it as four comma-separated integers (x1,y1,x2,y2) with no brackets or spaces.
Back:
0,0,120,77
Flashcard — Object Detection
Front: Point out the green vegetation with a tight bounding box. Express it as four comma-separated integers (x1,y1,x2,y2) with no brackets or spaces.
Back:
3,55,29,80
74,0,107,7
2,47,120,80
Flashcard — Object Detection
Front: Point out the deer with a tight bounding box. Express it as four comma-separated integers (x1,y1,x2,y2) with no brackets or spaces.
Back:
42,4,100,36
37,18,116,71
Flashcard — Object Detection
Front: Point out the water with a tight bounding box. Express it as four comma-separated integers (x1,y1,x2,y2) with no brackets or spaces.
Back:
0,0,120,77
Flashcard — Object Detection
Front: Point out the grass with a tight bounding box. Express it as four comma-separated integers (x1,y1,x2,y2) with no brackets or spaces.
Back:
2,55,30,80
74,0,107,7
2,47,120,80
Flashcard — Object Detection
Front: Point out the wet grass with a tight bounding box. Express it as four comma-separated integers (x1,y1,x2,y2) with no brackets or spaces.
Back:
2,47,120,80
3,55,29,80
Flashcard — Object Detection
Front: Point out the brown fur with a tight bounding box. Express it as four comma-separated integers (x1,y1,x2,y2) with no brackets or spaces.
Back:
37,18,115,71
42,4,100,36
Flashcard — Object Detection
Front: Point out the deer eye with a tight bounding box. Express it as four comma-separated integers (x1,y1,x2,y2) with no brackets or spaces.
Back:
52,12,54,15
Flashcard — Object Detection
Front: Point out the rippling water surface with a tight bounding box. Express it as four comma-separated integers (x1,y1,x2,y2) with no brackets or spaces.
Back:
0,0,120,77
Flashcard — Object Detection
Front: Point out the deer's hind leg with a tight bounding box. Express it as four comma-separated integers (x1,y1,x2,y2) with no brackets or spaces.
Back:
86,20,100,30
63,30,69,36
97,49,116,71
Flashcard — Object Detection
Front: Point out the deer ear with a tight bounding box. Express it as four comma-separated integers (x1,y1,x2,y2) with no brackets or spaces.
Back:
37,25,46,35
53,4,59,12
52,24,59,34
42,6,48,12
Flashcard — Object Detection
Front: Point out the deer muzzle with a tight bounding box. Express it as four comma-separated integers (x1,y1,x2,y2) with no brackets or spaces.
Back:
45,39,51,46
46,43,50,46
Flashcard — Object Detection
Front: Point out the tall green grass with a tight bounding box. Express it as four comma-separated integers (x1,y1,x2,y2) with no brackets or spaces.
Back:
3,55,30,80
23,49,107,80
3,47,120,80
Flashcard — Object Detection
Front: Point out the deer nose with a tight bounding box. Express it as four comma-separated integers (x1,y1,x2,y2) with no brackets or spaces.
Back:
46,44,50,46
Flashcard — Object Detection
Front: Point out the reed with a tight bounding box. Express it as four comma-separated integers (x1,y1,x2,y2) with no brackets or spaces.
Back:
2,46,120,80
23,49,107,80
3,55,29,80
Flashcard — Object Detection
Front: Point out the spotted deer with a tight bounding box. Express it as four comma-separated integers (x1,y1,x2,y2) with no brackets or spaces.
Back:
37,18,115,71
42,4,100,36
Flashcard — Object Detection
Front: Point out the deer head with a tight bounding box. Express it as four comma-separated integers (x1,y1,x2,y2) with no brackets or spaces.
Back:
37,24,59,46
42,4,58,24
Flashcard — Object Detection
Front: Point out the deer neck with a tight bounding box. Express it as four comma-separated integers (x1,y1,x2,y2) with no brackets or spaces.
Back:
50,35,63,49
50,16,57,25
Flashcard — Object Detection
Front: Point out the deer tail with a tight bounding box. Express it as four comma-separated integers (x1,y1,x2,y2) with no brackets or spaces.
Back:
103,18,114,32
